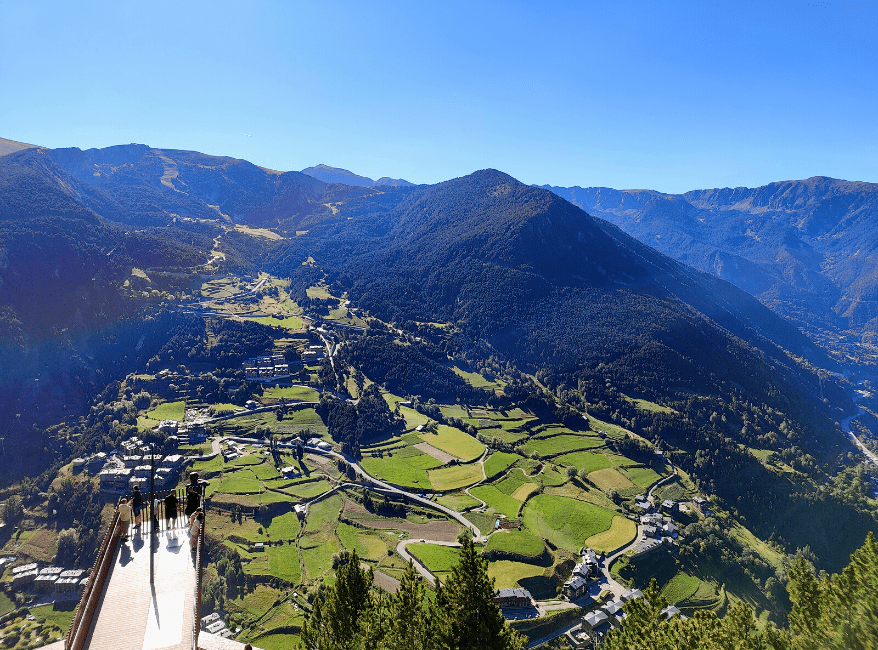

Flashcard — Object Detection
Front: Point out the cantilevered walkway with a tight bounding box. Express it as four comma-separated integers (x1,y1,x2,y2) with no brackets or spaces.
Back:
64,495,206,650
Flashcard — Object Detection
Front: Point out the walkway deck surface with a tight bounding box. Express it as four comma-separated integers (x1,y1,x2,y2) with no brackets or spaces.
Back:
83,522,198,650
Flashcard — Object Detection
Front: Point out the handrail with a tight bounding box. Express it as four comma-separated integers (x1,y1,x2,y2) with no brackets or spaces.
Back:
191,488,206,650
65,509,121,650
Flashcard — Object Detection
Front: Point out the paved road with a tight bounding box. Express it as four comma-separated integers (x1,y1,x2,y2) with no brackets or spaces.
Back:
396,539,461,585
299,445,482,537
841,409,878,467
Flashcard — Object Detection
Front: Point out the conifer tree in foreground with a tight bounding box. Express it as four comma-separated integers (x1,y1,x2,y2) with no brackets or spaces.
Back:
299,540,526,650
433,537,527,650
603,532,878,650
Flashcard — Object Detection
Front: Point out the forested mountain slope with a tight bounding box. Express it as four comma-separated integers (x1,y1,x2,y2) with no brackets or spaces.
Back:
542,177,878,354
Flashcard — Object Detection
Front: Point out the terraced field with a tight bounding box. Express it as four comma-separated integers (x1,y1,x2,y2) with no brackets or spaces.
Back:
418,425,485,462
522,494,616,552
583,516,637,553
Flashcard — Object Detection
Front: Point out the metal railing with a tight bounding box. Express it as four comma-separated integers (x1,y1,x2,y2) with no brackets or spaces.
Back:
192,507,205,650
65,507,121,650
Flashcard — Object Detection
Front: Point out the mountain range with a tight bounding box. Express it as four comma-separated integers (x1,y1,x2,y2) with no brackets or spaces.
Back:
3,139,877,569
540,178,878,360
301,163,413,187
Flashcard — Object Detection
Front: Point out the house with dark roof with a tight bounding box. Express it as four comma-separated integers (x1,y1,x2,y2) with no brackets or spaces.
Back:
493,587,532,608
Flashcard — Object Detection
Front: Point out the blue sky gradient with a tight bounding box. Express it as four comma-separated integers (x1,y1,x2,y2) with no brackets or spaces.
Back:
1,0,875,193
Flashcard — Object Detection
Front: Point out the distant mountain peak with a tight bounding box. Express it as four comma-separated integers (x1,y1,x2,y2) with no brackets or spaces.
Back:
301,164,413,187
0,136,41,157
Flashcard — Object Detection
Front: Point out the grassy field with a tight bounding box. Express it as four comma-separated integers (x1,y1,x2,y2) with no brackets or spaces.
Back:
360,448,442,488
621,466,663,488
488,560,546,589
214,407,328,438
418,425,485,462
484,452,520,479
438,404,470,420
407,543,460,579
522,495,617,552
627,397,675,414
662,572,702,603
583,516,637,553
436,492,482,511
262,386,320,401
483,529,546,559
468,485,521,519
245,543,301,583
336,523,391,562
150,400,185,420
306,284,335,300
510,482,539,502
428,463,484,490
219,472,265,494
588,467,635,490
521,434,603,458
451,367,505,389
138,399,186,429
247,315,304,330
555,451,612,474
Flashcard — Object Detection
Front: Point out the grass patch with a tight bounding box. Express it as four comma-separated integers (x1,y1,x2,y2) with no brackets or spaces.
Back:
262,386,320,402
451,367,505,389
521,434,603,457
584,516,637,553
622,466,663,488
483,529,546,559
148,400,185,421
252,544,301,583
555,451,612,474
418,425,485,462
219,472,265,494
336,523,389,561
436,492,482,511
469,485,521,519
280,479,332,499
588,467,634,490
488,560,546,589
407,543,460,579
510,482,540,502
247,315,304,330
484,452,520,479
662,572,702,603
267,512,302,540
428,464,483,491
464,511,499,535
302,537,340,580
262,385,320,401
360,449,442,488
438,404,470,420
522,494,616,552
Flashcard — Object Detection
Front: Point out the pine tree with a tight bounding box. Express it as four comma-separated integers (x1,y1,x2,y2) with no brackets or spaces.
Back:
433,537,526,650
379,562,434,650
300,550,374,650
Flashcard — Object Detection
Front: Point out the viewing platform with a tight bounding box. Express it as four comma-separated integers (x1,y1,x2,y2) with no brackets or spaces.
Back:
61,486,211,650
83,522,197,650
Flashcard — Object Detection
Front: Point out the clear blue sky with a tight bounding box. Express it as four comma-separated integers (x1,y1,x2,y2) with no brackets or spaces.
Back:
1,0,875,193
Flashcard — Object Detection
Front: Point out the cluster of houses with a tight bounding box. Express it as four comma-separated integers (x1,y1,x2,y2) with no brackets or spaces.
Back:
579,588,685,645
201,612,235,639
243,354,293,380
563,548,601,600
93,451,186,493
302,345,325,363
156,421,207,445
10,563,87,594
